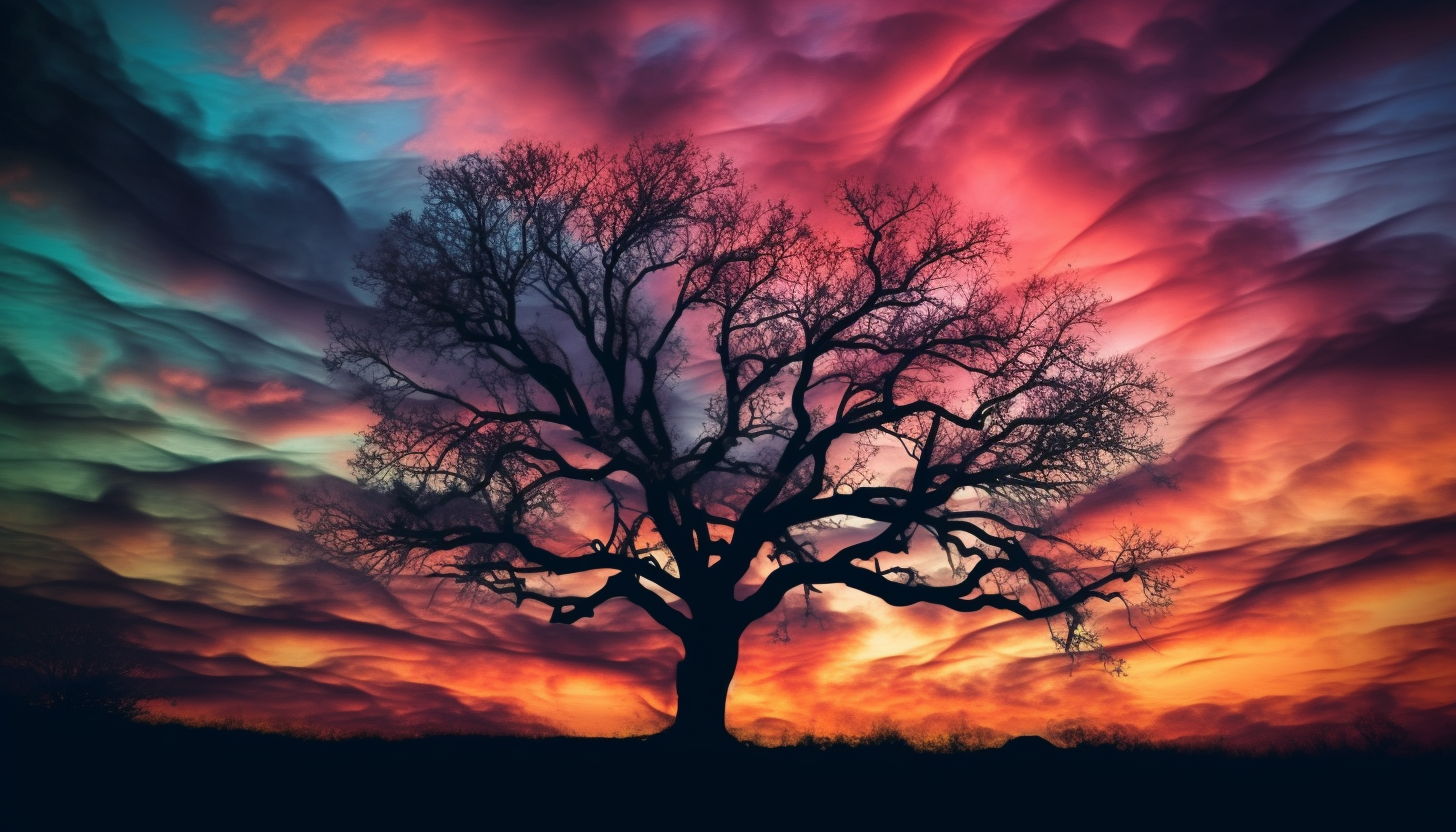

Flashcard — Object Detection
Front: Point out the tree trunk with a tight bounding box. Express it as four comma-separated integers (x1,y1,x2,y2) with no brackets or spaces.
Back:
664,625,741,747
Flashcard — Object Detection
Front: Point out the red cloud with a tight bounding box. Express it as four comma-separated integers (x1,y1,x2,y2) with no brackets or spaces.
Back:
4,0,1451,743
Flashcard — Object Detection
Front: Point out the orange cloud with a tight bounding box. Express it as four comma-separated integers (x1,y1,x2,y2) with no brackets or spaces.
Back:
175,0,1456,740
4,0,1452,746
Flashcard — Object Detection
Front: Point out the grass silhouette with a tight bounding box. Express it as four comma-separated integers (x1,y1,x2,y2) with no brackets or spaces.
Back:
3,704,1448,827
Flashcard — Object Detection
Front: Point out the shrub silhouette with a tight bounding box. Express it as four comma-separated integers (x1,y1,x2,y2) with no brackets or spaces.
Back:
0,590,148,719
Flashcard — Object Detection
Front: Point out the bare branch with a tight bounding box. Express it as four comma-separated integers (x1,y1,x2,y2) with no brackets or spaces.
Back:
301,137,1181,741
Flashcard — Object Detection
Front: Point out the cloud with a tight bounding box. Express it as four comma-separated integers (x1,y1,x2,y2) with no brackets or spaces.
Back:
0,0,1452,740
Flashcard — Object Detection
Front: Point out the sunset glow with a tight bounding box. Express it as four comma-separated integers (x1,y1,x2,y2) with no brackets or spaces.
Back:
3,0,1454,745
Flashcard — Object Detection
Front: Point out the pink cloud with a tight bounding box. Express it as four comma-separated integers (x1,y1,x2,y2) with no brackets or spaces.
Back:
7,0,1445,741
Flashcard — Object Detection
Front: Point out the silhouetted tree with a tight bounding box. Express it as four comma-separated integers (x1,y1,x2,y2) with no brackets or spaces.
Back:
302,137,1180,745
1046,717,1155,750
0,590,147,719
1352,708,1409,754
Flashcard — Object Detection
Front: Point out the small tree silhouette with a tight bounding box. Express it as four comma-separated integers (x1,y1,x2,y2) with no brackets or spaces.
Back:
0,591,148,719
302,137,1180,745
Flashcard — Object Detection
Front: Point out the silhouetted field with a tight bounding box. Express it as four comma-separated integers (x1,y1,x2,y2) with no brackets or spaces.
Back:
2,708,1448,827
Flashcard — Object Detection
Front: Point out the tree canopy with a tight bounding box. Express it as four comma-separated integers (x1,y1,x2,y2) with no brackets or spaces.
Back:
301,136,1180,743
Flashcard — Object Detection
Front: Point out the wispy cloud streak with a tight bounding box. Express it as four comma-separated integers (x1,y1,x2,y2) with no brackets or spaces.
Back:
1,0,1453,741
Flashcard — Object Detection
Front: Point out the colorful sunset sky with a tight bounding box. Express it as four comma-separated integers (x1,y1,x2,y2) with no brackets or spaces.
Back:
3,0,1454,744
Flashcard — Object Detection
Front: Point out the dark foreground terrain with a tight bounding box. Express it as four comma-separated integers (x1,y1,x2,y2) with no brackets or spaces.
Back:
3,709,1449,827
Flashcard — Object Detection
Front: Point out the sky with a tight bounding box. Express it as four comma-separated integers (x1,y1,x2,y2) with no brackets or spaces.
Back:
2,0,1454,744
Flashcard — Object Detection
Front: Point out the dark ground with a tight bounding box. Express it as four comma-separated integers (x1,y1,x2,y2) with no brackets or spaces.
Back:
2,709,1449,828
